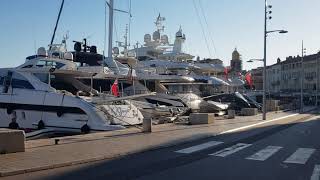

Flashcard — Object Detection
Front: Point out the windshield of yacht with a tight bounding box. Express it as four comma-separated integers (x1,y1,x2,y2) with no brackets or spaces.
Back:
21,59,67,70
33,73,92,96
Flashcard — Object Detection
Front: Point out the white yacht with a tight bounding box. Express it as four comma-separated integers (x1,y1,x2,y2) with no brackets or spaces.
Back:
0,45,144,133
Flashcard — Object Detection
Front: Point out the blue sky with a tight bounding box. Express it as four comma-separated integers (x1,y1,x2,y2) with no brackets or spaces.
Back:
1,0,319,70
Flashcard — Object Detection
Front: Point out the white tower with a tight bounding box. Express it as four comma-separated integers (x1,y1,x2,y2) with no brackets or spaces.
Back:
173,26,186,53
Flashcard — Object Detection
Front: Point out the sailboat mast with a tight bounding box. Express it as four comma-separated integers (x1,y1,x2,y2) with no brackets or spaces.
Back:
124,24,128,57
49,0,65,50
107,0,114,62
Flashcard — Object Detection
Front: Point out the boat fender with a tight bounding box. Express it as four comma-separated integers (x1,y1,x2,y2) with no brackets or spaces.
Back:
9,111,19,129
38,120,45,130
169,108,174,116
6,106,13,115
57,94,66,117
8,122,19,129
57,110,64,117
81,124,90,134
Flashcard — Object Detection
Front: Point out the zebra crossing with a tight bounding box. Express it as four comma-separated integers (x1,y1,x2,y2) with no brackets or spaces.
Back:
175,141,317,165
175,141,223,154
246,145,283,161
283,148,316,164
209,143,252,157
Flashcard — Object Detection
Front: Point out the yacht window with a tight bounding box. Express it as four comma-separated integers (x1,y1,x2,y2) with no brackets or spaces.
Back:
46,61,54,66
55,62,65,69
33,73,49,84
0,76,4,85
145,98,173,106
111,101,126,105
50,76,78,95
36,60,46,67
36,60,65,69
21,65,33,68
11,72,34,89
11,79,34,89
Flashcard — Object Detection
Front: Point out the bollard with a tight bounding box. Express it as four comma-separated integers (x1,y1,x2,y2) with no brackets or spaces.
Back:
142,118,152,133
227,110,235,119
0,129,25,153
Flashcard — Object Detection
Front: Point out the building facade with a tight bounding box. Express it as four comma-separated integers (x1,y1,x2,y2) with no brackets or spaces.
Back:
281,54,320,93
251,52,320,94
266,58,281,93
251,67,263,90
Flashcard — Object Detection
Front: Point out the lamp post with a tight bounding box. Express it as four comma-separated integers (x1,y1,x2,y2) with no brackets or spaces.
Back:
300,41,306,112
262,0,288,120
317,49,319,108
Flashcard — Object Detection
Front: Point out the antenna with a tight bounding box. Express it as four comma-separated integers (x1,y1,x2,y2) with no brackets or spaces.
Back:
62,31,69,50
155,13,165,32
49,0,65,50
128,0,132,47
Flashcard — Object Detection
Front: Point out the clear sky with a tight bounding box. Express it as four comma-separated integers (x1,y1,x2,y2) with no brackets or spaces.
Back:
1,0,319,70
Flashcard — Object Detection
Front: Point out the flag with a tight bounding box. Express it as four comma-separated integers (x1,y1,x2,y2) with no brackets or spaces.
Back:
245,72,253,89
224,67,229,80
238,72,244,80
111,79,119,97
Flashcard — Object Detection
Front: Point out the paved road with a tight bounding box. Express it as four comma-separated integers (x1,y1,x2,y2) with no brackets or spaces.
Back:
3,115,320,180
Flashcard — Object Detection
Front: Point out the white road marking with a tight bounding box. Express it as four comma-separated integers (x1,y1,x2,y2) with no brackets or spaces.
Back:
310,165,320,180
218,113,299,135
246,146,283,161
175,141,223,154
283,148,316,164
209,143,252,157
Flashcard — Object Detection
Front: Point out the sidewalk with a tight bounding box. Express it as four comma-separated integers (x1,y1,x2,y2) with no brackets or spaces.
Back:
0,108,317,177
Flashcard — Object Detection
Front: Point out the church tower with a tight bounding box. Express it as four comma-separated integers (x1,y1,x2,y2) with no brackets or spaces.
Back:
230,48,242,73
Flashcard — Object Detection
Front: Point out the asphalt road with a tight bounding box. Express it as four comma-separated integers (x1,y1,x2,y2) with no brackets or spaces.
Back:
3,115,320,180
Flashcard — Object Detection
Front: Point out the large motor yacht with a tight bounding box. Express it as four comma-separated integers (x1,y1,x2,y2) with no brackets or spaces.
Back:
0,45,144,133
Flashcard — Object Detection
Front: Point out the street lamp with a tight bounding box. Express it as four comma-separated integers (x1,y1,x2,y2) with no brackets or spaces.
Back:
300,41,306,113
267,30,288,34
247,59,264,63
263,0,288,120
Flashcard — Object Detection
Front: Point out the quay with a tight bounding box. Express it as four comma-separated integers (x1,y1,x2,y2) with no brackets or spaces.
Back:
0,107,316,177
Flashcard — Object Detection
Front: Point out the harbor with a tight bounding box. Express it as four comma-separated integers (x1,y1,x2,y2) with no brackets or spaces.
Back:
1,0,320,179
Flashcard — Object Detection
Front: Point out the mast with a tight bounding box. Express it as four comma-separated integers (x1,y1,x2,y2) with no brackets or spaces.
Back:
107,0,114,62
124,24,129,57
49,0,65,50
105,0,120,73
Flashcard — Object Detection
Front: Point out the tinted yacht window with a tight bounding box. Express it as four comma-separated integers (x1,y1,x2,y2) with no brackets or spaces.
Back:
55,62,65,69
11,72,34,89
36,60,65,69
36,60,46,67
0,76,4,85
145,98,173,106
11,79,34,89
21,65,33,68
33,73,49,84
